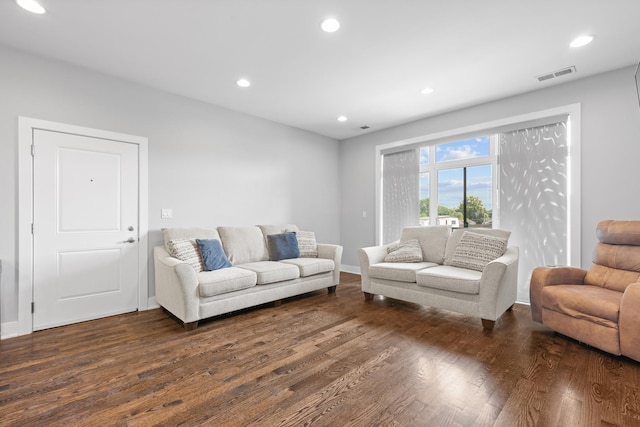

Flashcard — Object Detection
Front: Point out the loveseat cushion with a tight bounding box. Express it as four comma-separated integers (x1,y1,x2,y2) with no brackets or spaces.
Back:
400,226,450,264
369,262,438,283
236,261,300,285
416,265,482,294
218,226,269,265
541,284,622,327
281,257,335,277
197,267,257,297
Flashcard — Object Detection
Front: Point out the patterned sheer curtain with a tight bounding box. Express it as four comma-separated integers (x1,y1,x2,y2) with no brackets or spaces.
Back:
499,121,568,302
382,149,419,244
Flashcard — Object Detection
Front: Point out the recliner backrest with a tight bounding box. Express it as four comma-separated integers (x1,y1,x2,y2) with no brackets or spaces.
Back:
584,220,640,292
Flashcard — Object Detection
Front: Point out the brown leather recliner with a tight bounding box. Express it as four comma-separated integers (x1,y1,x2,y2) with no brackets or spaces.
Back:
530,220,640,362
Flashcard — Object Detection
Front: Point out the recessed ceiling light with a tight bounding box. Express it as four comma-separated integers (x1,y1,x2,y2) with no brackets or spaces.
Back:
570,35,595,48
420,87,435,95
321,18,341,33
236,78,251,88
16,0,46,14
337,115,348,122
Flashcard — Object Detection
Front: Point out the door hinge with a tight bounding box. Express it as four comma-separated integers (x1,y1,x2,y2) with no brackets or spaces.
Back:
31,144,35,156
31,302,35,313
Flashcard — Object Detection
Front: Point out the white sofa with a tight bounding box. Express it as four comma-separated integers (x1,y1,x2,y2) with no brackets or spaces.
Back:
154,224,343,329
358,226,519,329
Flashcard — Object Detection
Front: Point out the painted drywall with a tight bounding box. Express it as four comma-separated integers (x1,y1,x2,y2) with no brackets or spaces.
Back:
340,65,640,302
0,45,340,335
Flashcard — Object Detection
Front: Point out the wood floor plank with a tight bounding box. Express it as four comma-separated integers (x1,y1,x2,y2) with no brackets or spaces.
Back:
2,272,640,426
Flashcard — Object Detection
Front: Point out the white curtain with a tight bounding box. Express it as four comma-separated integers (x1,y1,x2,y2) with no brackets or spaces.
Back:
499,122,568,302
382,149,419,244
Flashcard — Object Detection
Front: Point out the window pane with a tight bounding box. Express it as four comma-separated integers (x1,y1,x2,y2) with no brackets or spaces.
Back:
419,172,429,225
437,168,462,228
419,147,429,170
466,164,492,228
436,136,490,163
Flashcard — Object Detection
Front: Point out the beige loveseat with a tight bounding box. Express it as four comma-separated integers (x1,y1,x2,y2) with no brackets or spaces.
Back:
154,224,343,329
358,226,519,329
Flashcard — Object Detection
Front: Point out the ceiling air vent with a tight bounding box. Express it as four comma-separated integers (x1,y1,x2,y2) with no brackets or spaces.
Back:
537,66,577,82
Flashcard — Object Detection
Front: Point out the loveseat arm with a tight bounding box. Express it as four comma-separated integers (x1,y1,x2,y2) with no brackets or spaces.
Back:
357,243,396,292
478,246,520,322
529,266,587,323
620,282,640,362
317,243,343,286
153,246,200,324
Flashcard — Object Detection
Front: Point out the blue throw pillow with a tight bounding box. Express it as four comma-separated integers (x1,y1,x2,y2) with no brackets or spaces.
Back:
267,232,300,261
195,239,232,271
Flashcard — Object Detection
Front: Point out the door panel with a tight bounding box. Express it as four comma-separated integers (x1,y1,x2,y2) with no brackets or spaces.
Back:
33,129,139,330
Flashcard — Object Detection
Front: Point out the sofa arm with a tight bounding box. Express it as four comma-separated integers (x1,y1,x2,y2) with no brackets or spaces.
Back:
620,283,640,362
478,246,519,321
317,243,343,286
153,246,200,324
529,266,587,323
357,243,394,292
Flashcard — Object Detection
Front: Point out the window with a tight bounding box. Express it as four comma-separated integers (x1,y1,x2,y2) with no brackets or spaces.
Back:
419,136,493,229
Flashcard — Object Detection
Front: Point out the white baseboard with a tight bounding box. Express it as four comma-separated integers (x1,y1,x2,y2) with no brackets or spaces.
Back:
1,321,18,340
341,265,361,275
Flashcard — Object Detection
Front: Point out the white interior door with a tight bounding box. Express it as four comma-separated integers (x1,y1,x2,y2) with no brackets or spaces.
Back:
32,129,140,330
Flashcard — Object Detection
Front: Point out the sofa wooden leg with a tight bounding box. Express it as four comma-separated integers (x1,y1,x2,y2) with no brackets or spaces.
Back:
272,300,282,307
506,304,514,312
184,321,198,331
328,286,337,293
481,319,495,330
364,292,374,301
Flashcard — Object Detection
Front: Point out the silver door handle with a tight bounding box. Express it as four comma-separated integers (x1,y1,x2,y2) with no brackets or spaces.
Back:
120,237,136,243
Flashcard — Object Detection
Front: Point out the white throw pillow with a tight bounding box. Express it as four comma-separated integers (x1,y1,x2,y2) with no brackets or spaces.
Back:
166,239,204,272
384,239,423,263
449,231,508,272
296,230,318,258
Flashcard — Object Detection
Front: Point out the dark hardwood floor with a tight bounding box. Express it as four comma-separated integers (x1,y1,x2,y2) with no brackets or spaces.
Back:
1,273,640,426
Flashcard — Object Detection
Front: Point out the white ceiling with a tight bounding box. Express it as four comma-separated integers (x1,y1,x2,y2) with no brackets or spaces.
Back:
1,0,639,140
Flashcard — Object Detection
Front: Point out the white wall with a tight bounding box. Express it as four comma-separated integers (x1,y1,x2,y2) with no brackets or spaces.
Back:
0,45,340,335
340,65,640,292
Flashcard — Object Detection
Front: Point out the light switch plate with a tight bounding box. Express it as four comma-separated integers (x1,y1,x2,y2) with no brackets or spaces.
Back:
161,208,173,219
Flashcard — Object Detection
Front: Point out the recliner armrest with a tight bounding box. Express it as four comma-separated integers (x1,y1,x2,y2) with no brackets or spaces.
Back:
529,266,588,323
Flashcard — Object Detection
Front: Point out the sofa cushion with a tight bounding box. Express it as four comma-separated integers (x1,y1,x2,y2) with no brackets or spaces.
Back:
444,228,511,265
416,265,482,294
166,239,204,272
296,230,318,258
163,228,220,251
541,284,622,326
197,267,257,297
400,226,450,264
448,231,508,272
257,224,299,237
267,232,300,261
236,261,300,285
281,258,335,277
384,239,423,263
196,239,232,271
218,226,268,265
369,262,438,283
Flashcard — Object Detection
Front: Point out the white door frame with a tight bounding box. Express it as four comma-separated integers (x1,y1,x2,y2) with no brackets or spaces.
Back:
18,117,149,336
